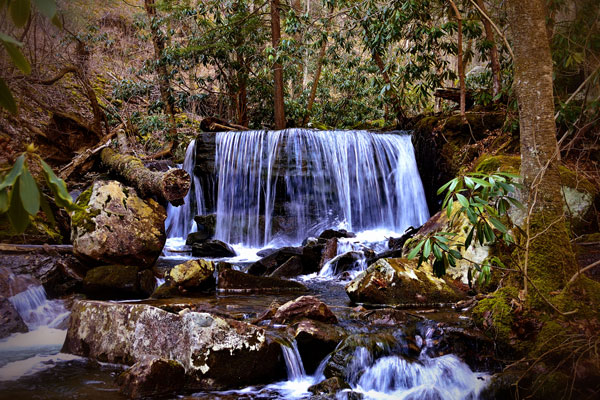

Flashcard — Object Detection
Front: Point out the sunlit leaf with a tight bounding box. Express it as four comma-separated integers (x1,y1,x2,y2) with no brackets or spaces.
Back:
407,240,425,259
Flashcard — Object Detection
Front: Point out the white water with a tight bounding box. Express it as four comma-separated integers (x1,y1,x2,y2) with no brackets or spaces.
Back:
0,284,71,381
166,129,429,248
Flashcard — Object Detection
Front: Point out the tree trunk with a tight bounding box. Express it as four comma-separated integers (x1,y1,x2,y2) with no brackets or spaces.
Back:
506,0,576,304
270,0,286,130
373,52,406,122
235,50,249,127
100,148,190,206
448,0,466,119
291,0,303,99
144,0,177,137
302,34,327,126
475,0,501,99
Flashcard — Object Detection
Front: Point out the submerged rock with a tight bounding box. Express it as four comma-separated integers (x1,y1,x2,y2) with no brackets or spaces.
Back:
71,180,166,268
273,295,338,324
218,269,307,292
166,259,215,290
63,300,284,389
191,240,237,258
0,297,28,339
345,258,466,306
116,358,186,399
83,265,156,300
308,376,351,396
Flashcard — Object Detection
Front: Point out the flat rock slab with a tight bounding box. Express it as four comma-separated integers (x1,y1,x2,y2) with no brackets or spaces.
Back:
62,300,284,389
218,269,307,293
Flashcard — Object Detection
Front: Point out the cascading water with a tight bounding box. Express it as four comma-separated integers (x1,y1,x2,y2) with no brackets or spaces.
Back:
280,340,306,381
165,140,206,239
167,129,429,248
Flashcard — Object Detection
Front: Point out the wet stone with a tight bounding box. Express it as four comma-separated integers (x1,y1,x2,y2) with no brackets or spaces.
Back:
116,358,186,399
0,297,28,339
191,240,237,258
218,269,307,293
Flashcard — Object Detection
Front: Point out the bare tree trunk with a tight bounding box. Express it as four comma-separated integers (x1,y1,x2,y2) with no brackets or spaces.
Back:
291,0,303,100
144,0,177,137
448,0,466,119
475,0,501,99
100,148,190,206
271,0,286,130
235,49,249,127
302,38,327,126
506,0,577,303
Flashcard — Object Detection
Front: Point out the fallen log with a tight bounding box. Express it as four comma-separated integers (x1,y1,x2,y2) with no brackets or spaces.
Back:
0,243,73,253
434,87,474,109
200,116,248,132
100,148,190,206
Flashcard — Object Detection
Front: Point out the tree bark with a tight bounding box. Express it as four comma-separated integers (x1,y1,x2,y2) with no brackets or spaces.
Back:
475,0,501,99
506,0,577,302
100,148,190,206
302,35,327,126
270,0,286,130
373,52,406,122
144,0,177,137
448,0,466,119
235,49,249,127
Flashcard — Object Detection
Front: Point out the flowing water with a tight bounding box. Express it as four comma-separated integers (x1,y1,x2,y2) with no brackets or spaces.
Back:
0,130,491,399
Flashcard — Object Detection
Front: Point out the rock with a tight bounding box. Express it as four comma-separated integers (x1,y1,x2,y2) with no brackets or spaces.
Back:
116,358,186,399
273,296,337,324
186,231,211,246
256,248,277,258
247,247,303,276
194,214,217,236
191,240,237,258
151,283,181,299
71,180,166,268
63,300,285,389
0,297,28,339
269,256,304,278
293,319,345,373
83,265,156,300
218,269,307,293
327,251,364,275
308,377,350,395
318,229,356,240
166,259,215,290
345,258,466,306
0,254,87,297
320,238,338,267
0,267,41,298
302,242,326,274
353,308,408,326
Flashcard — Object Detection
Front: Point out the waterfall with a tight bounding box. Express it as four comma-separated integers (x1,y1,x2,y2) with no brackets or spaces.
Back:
167,129,429,247
8,285,69,330
165,140,206,238
280,341,306,381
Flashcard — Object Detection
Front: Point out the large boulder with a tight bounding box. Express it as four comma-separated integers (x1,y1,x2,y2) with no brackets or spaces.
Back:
217,269,307,293
62,300,284,390
191,240,237,258
293,319,345,373
269,256,304,278
345,258,466,306
272,295,338,324
71,180,166,268
166,259,215,290
0,297,28,339
83,265,156,300
116,358,186,399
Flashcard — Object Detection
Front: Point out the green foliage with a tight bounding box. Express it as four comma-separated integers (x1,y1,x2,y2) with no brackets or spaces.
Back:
408,172,524,284
0,147,80,234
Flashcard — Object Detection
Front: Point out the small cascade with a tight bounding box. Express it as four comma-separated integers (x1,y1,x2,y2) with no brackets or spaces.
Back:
8,285,68,330
165,140,206,238
280,340,306,381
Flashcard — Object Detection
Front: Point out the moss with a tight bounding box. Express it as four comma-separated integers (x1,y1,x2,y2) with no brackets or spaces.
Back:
472,287,519,345
558,166,597,194
474,154,521,174
71,187,99,233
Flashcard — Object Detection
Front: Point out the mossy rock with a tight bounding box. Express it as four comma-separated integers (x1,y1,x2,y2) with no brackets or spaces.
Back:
83,265,156,300
0,213,63,244
474,154,521,174
345,258,466,306
166,259,215,291
471,287,519,349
